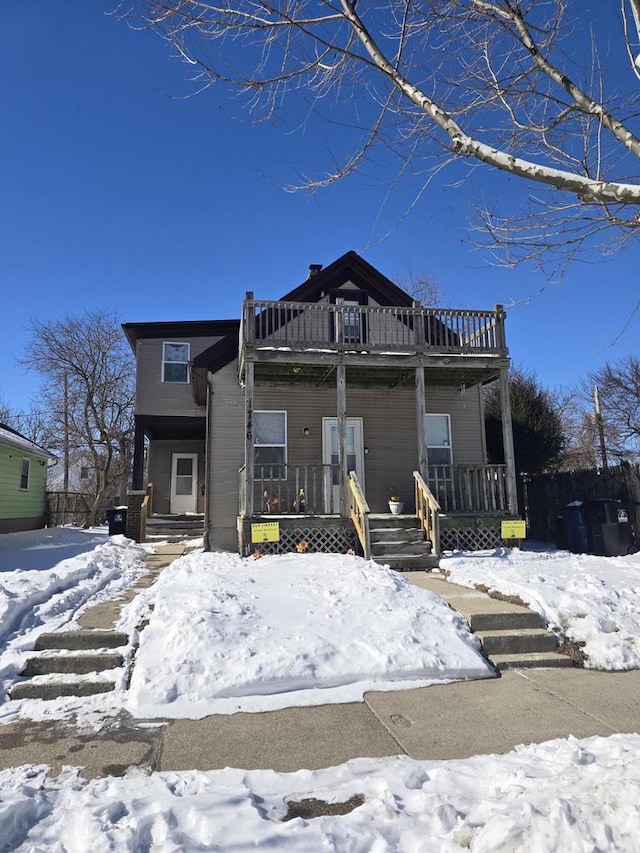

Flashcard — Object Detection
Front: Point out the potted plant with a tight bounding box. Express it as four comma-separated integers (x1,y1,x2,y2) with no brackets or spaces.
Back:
388,488,404,515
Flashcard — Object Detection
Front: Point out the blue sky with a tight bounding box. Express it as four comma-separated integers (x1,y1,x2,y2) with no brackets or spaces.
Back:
1,2,638,413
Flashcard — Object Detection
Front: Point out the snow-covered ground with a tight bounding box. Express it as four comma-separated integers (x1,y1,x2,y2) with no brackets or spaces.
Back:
0,528,148,718
2,733,640,851
126,551,493,718
445,546,640,670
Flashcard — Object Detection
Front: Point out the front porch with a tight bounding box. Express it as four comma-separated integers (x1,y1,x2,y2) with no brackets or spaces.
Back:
238,295,519,562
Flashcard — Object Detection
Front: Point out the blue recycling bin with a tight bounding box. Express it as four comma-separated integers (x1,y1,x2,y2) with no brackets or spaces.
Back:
561,502,590,554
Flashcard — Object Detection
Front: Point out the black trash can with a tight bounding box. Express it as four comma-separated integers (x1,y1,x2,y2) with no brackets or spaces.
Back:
106,506,127,536
582,499,631,557
561,502,590,554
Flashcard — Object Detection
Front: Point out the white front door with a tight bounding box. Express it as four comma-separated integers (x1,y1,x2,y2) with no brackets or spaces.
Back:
322,418,365,513
170,453,198,514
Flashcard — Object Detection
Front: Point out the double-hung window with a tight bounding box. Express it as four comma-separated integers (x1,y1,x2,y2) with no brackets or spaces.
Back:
163,342,190,383
20,458,30,490
254,411,287,479
425,414,452,465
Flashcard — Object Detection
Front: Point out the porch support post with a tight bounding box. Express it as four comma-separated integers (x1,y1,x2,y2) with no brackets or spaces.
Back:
498,366,519,515
336,362,347,516
131,415,146,490
244,360,254,518
415,366,427,480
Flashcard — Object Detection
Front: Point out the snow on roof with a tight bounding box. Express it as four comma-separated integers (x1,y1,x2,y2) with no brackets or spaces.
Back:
0,424,55,459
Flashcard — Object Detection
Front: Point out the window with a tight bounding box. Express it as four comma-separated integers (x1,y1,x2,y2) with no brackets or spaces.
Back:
330,290,368,344
162,342,190,383
254,411,287,479
425,414,452,465
80,466,90,481
20,458,30,490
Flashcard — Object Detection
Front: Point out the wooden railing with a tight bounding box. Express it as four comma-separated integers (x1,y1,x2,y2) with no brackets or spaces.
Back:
241,463,341,516
414,471,441,557
242,298,507,355
348,471,371,559
427,464,508,513
140,482,153,542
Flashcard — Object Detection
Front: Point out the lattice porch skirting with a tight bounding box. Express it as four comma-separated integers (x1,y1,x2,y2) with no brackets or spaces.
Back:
439,516,507,552
238,516,357,557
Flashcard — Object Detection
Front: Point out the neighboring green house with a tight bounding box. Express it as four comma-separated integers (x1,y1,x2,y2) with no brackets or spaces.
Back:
0,424,56,534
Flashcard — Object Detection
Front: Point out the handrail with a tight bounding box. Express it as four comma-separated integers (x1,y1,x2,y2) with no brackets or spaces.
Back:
348,471,371,560
140,482,153,543
413,471,441,557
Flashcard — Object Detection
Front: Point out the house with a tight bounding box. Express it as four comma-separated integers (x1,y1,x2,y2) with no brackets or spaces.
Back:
0,424,56,533
123,251,518,562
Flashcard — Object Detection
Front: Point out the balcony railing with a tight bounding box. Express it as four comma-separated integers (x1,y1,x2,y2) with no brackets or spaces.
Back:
241,298,506,356
427,464,508,514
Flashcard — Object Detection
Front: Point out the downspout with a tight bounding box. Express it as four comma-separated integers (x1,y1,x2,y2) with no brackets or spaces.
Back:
203,375,214,552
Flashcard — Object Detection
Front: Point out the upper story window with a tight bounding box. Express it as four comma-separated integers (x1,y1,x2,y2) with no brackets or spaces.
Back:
80,466,90,481
163,342,190,383
329,289,368,345
20,458,30,490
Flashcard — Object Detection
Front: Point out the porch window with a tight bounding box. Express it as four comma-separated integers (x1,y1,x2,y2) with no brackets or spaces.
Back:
425,414,452,465
20,458,30,490
254,411,287,479
162,342,190,383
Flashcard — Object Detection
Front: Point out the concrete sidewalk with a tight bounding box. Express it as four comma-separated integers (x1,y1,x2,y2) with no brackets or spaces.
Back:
1,554,639,778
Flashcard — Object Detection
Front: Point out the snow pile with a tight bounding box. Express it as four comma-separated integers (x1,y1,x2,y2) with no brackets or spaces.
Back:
2,733,640,851
445,547,640,670
0,528,147,707
127,551,493,717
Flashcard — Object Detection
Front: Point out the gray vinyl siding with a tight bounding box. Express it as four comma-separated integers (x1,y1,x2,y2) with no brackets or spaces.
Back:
148,440,206,514
135,336,222,416
207,361,245,550
250,382,485,514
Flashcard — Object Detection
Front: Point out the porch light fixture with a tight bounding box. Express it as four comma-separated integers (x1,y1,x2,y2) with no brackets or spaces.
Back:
303,427,310,436
292,366,301,374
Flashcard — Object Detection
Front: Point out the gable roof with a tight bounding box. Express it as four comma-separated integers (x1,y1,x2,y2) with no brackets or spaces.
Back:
0,423,56,460
281,250,413,306
194,251,412,377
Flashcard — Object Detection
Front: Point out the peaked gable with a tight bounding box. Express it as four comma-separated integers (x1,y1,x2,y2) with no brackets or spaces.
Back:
281,251,413,306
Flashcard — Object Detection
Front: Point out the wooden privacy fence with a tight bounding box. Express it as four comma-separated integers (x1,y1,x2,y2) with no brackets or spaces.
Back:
45,492,94,527
523,464,640,543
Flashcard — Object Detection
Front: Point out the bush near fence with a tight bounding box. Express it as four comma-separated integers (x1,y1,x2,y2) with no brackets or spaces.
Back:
522,464,640,544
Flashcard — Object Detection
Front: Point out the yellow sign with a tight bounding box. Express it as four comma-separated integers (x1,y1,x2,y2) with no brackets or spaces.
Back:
251,522,280,543
501,520,526,540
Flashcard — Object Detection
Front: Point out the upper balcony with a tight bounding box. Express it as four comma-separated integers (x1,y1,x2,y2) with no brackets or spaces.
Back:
239,295,509,383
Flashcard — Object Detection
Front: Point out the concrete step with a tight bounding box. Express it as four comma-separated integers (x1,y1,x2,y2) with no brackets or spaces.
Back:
22,654,124,677
10,681,116,701
466,610,542,632
34,631,128,651
374,554,440,571
478,628,558,656
491,652,574,671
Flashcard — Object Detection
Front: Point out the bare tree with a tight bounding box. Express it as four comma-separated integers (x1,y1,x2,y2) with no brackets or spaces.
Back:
125,1,640,273
395,269,441,305
20,312,135,526
587,356,640,462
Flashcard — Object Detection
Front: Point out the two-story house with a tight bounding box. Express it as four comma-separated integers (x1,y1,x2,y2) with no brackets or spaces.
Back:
123,251,518,565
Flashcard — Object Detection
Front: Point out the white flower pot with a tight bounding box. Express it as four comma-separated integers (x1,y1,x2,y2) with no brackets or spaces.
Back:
389,500,404,515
